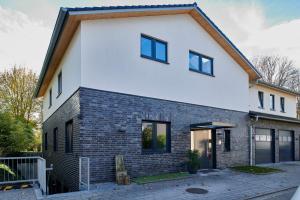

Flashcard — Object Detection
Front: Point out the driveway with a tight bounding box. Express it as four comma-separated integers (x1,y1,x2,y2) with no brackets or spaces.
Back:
39,162,300,200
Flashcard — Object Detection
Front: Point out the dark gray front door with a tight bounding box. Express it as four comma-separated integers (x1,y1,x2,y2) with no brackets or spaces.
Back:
255,128,274,164
279,130,294,162
192,130,213,169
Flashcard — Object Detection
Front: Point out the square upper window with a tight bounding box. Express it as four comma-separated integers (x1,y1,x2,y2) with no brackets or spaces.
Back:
141,35,168,63
189,51,214,76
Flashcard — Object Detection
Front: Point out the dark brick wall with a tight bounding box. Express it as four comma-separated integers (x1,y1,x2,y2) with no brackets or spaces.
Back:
251,119,300,165
79,87,250,183
42,90,81,192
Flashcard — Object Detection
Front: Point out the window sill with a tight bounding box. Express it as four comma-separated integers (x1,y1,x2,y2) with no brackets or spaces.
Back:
142,150,171,155
270,109,276,111
280,111,286,113
56,92,62,99
189,68,214,77
141,55,169,64
258,106,264,109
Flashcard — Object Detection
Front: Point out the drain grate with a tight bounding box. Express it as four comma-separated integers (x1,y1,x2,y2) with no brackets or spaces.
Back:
186,188,208,194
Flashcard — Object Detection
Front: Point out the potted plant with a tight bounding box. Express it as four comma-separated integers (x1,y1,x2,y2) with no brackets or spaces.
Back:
186,150,200,174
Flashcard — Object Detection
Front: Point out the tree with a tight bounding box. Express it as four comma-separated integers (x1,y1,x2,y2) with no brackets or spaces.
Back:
252,55,300,91
0,111,34,155
0,66,42,123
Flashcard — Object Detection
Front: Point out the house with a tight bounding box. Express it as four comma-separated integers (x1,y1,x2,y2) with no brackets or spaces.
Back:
34,3,300,192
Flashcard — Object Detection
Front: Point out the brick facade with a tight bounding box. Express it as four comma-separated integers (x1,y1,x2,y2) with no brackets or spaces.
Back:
79,87,250,183
43,90,81,192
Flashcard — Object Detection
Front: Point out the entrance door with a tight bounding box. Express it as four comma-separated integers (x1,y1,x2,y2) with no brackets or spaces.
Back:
279,130,294,162
192,129,215,169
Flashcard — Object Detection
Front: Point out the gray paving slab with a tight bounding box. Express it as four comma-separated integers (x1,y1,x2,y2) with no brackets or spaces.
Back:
2,162,299,200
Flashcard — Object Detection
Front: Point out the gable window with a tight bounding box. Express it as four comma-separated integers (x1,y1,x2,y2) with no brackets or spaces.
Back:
270,94,275,110
224,130,231,152
142,121,171,153
189,51,213,76
57,72,62,97
258,91,264,108
65,120,73,153
53,127,58,152
280,97,285,112
44,132,48,151
49,88,52,108
141,34,167,63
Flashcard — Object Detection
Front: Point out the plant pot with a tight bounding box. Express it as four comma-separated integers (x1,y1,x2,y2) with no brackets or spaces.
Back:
187,165,198,174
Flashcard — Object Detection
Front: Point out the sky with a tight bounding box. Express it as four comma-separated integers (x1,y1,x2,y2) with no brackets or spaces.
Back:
0,0,300,73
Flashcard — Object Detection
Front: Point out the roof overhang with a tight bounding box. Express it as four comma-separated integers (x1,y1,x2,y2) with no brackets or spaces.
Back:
34,3,261,97
249,111,300,124
190,122,236,130
254,80,300,96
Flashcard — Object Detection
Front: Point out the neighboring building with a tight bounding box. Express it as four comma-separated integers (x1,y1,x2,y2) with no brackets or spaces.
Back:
35,3,300,192
249,80,300,165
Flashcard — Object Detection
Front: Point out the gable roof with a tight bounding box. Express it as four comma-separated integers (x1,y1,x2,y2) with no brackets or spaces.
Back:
255,80,300,96
34,3,261,97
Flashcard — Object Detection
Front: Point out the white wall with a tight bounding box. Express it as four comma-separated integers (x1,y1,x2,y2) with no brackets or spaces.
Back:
80,14,250,113
42,26,81,121
249,84,297,118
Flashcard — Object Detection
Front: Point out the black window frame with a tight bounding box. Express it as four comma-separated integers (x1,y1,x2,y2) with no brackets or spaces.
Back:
53,127,58,152
189,50,214,76
140,34,168,64
57,71,62,97
141,120,171,154
49,88,52,108
224,130,231,152
65,120,73,153
44,132,48,151
270,94,275,111
280,97,285,112
258,91,264,108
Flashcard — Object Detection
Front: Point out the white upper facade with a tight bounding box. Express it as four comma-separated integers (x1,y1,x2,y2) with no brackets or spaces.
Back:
249,83,297,118
41,10,297,121
42,14,251,121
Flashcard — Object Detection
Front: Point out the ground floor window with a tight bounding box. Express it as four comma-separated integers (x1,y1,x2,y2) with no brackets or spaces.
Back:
65,120,73,153
142,121,171,153
224,130,231,152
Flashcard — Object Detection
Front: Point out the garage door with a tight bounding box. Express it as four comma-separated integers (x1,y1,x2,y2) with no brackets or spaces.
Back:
255,129,274,164
279,130,294,162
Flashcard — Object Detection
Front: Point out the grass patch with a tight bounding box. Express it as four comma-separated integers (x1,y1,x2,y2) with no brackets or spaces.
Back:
133,172,191,184
231,166,281,174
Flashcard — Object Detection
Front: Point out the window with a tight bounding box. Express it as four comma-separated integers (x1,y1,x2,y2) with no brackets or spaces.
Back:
44,132,48,151
224,130,231,152
53,128,58,152
49,88,52,108
258,91,264,108
142,121,171,153
280,97,285,112
189,51,213,76
65,120,73,153
57,72,62,96
141,35,167,63
270,94,275,110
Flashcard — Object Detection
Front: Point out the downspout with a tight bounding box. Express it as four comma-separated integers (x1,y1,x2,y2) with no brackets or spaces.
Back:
249,115,259,166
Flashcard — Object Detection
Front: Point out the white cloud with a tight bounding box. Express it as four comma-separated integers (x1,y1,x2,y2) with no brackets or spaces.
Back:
200,2,300,68
0,6,51,72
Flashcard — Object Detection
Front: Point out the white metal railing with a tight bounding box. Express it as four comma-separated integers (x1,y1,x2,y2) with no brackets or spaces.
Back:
0,156,46,193
79,157,90,191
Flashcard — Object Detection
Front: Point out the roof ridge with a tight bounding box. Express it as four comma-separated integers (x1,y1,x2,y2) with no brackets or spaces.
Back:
62,3,197,12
